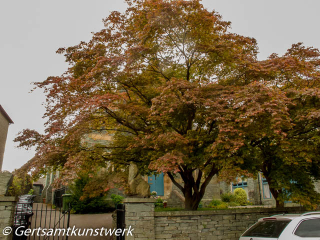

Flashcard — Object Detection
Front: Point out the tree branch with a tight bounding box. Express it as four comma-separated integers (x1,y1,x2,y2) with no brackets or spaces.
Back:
167,172,184,193
196,169,202,190
200,164,218,196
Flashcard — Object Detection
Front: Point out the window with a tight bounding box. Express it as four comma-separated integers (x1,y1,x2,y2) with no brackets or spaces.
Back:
262,178,272,199
232,180,247,189
232,177,248,199
242,220,291,238
283,180,297,203
295,218,320,237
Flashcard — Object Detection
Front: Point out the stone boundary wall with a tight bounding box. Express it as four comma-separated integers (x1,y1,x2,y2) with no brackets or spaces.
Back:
124,198,156,240
0,196,16,240
154,208,304,240
122,198,305,240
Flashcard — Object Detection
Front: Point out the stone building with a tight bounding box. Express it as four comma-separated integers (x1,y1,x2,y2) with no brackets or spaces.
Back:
151,172,320,208
71,130,282,207
0,105,13,172
147,172,277,207
32,178,45,203
81,131,280,206
40,129,286,207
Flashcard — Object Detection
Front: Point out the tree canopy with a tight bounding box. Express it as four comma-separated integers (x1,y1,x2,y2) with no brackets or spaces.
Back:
16,0,320,209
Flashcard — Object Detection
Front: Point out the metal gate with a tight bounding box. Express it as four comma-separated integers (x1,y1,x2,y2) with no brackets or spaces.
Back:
14,203,70,240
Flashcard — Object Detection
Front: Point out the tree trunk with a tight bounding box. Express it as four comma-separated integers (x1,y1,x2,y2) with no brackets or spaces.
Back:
276,199,284,208
264,171,284,208
269,187,284,208
167,165,218,210
184,184,202,210
262,163,284,208
184,197,202,210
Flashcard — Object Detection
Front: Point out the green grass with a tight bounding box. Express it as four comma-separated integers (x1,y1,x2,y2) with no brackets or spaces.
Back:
155,206,268,212
155,207,231,212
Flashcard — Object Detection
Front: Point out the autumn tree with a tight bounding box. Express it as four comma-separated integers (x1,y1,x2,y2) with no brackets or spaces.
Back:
16,0,320,209
8,171,33,197
216,43,320,208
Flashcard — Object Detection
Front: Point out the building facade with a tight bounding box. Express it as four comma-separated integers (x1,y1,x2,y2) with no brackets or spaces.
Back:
40,129,320,208
0,105,13,171
147,172,310,208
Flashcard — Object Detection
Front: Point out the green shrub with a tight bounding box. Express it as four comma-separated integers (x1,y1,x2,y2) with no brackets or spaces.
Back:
220,192,236,203
228,201,240,207
210,202,228,209
234,188,248,205
208,199,229,209
28,189,34,195
216,202,228,209
247,200,253,205
208,199,223,207
155,207,184,212
69,175,114,214
8,173,33,197
111,194,124,208
155,198,164,208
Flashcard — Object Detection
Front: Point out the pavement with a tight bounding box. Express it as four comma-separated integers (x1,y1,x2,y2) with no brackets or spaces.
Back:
28,203,114,240
68,212,113,240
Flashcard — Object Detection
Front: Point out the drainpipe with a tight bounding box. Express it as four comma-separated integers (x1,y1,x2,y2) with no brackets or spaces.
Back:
257,173,262,205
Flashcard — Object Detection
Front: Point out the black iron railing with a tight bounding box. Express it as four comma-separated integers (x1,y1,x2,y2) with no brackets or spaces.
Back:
13,203,70,240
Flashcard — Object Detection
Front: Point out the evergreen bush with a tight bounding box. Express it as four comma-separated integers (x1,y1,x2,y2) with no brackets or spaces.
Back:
220,192,236,202
69,175,114,214
234,188,248,205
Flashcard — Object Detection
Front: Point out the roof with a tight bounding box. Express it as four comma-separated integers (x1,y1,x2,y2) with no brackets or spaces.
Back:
260,212,320,221
0,105,14,124
33,178,45,185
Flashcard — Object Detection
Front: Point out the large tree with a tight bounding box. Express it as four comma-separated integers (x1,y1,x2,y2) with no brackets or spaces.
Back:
216,44,320,208
16,0,320,209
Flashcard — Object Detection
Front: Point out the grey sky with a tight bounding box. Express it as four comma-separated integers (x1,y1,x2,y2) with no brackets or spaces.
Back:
1,0,320,172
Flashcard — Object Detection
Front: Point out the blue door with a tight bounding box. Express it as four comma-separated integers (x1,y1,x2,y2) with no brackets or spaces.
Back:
148,173,164,196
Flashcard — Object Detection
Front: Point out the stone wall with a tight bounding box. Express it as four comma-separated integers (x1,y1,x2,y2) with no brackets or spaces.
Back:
0,173,13,197
167,185,184,208
0,196,16,240
122,197,305,240
124,198,156,240
33,185,43,203
154,208,304,240
0,172,16,240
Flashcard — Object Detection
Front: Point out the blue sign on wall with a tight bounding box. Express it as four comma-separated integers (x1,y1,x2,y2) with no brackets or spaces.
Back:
148,173,164,196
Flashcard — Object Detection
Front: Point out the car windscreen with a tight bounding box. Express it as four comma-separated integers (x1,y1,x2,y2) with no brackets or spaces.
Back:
242,220,291,238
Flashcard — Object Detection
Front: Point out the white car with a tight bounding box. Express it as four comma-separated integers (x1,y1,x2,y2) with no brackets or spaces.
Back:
240,212,320,240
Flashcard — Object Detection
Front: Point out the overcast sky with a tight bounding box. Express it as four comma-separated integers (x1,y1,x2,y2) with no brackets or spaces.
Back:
1,0,320,172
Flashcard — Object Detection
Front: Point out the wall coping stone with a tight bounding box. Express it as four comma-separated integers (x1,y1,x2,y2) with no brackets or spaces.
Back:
124,198,156,203
0,196,16,202
154,207,304,217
